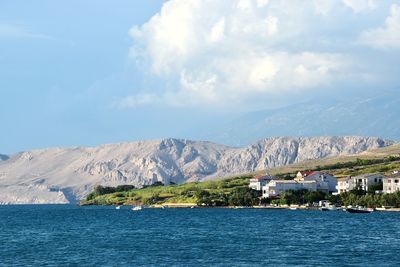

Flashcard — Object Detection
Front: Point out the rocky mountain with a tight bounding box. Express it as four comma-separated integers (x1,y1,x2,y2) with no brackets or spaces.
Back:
205,91,400,147
0,136,394,204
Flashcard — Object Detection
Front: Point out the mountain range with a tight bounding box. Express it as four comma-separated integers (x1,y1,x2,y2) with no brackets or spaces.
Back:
205,91,400,146
0,136,394,204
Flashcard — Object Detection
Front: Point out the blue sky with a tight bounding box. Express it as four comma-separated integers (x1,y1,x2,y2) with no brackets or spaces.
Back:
1,0,400,153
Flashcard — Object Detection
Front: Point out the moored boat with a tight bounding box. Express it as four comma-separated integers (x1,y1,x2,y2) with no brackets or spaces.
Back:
346,207,373,213
132,206,143,211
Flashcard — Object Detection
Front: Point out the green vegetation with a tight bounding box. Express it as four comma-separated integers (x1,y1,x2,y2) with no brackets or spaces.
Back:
314,156,400,171
260,187,400,208
262,189,328,206
86,185,136,201
332,189,400,208
195,187,260,207
273,155,400,179
81,175,260,206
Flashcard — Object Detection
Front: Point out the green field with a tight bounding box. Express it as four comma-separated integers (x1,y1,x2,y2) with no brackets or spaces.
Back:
81,175,255,206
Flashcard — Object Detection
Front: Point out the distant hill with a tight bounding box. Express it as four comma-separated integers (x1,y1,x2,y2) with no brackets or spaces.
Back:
0,154,9,161
265,143,400,178
0,136,393,204
206,91,400,146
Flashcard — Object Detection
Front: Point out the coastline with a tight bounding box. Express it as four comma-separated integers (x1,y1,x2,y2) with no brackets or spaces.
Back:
79,202,400,212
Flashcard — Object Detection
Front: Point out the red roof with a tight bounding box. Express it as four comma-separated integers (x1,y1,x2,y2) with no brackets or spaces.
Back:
255,175,272,180
300,171,319,177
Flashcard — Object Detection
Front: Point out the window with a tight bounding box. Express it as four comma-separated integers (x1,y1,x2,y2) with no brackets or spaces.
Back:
375,178,377,183
395,180,399,183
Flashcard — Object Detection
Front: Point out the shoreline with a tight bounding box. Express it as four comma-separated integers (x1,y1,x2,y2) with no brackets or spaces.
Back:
83,202,400,212
2,203,400,212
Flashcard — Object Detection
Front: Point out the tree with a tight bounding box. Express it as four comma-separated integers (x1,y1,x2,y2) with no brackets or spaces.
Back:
228,187,259,206
368,182,383,195
195,190,213,206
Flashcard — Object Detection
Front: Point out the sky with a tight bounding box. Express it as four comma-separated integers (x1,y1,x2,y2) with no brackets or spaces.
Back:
1,0,399,153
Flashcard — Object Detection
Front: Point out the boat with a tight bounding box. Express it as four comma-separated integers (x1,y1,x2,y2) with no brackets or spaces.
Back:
328,205,337,211
115,206,121,210
320,203,337,211
132,206,143,211
346,207,373,213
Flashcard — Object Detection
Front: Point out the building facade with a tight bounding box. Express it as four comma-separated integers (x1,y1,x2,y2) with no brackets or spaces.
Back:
262,180,317,198
296,171,337,193
336,178,355,194
249,173,275,191
335,174,385,194
383,172,400,194
353,173,384,192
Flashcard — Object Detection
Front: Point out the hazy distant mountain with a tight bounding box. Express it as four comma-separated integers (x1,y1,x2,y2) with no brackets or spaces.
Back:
0,136,393,204
0,154,9,161
207,92,400,147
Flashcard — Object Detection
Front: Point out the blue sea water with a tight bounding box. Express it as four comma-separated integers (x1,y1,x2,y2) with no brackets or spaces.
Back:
1,206,400,266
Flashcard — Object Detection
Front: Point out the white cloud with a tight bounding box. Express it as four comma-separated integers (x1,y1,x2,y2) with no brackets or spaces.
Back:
360,4,400,49
313,0,337,16
257,0,269,8
210,17,226,42
0,23,50,39
343,0,376,13
127,0,384,108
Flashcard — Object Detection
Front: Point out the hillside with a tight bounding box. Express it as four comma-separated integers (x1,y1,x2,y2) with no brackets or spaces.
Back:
0,136,393,204
82,145,400,207
266,143,400,178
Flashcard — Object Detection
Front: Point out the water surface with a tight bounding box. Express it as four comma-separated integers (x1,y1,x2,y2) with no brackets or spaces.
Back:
1,205,399,266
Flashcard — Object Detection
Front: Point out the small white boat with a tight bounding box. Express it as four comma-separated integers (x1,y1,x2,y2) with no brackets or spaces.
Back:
115,206,121,210
132,206,143,211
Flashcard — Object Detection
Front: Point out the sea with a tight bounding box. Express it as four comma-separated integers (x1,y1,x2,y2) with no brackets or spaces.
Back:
1,205,400,266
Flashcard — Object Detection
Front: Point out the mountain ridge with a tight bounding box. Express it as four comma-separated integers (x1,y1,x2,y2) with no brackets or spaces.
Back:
205,91,400,146
0,136,394,204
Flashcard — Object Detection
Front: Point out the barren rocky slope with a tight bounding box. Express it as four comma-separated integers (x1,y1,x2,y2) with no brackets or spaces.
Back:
0,136,393,204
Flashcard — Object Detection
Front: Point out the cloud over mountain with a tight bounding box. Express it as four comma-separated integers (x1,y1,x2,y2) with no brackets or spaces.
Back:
123,0,398,109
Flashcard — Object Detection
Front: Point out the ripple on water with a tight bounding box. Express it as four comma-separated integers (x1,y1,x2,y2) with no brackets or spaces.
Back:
1,206,400,266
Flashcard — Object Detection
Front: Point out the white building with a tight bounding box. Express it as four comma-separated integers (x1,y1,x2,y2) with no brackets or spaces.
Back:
335,174,385,194
296,171,337,193
262,180,317,198
336,178,355,194
249,173,275,191
383,172,400,194
353,173,384,192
